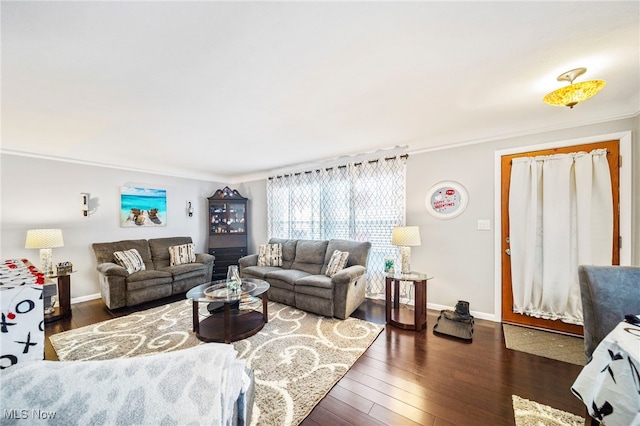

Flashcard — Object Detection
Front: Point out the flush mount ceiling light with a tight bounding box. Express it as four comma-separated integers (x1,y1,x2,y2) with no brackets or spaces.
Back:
543,67,606,109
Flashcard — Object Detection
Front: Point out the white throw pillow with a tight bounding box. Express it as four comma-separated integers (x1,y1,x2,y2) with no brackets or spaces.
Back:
113,249,146,274
257,243,283,267
169,243,196,266
325,250,349,277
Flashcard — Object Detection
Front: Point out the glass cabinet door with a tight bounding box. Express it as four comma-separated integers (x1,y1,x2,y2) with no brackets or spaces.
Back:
228,203,246,233
210,203,227,234
210,202,246,234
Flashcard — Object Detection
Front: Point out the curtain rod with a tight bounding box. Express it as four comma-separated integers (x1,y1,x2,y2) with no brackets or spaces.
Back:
269,154,408,179
509,149,609,164
268,146,408,179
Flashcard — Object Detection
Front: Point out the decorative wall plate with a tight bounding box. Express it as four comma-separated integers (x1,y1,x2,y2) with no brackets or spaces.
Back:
425,181,469,219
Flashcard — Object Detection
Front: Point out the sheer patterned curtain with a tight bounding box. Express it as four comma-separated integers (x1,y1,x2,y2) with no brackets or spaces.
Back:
267,151,407,296
508,149,613,324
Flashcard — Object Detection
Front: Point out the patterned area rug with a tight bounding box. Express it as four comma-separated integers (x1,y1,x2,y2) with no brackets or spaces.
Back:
503,324,585,366
512,395,584,426
50,299,383,426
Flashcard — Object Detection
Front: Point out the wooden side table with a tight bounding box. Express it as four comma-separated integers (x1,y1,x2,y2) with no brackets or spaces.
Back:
44,273,73,323
385,272,431,331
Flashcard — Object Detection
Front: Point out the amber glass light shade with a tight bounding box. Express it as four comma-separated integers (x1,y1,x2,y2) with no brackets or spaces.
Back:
543,80,606,108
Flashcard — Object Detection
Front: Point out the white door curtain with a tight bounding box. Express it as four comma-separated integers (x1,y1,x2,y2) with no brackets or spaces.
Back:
508,148,613,325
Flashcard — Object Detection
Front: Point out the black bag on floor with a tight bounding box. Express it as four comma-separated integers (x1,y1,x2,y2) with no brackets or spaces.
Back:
434,300,474,340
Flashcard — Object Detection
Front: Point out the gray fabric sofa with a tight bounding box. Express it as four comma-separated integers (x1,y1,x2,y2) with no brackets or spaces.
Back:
577,265,640,362
1,343,253,425
239,238,371,319
92,237,214,309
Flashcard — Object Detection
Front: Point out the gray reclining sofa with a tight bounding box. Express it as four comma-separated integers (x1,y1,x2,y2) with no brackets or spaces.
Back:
92,237,214,309
239,238,371,319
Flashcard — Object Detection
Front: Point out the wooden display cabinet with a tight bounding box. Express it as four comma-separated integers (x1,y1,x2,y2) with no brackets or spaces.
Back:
208,187,248,280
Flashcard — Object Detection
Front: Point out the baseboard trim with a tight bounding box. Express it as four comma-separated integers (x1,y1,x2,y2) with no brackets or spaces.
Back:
427,302,498,323
72,294,500,322
365,296,498,323
71,293,101,305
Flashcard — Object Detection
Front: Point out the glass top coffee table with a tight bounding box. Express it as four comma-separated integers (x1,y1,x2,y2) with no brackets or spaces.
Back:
186,278,270,343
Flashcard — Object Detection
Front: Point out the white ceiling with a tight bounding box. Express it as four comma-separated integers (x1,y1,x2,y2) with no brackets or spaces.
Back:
2,1,639,183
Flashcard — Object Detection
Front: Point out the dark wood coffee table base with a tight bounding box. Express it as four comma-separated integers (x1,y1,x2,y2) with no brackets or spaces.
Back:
192,295,268,344
196,310,266,343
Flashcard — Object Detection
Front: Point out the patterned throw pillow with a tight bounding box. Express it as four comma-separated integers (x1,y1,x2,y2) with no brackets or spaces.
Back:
257,243,283,267
169,243,196,266
113,249,145,274
325,250,349,277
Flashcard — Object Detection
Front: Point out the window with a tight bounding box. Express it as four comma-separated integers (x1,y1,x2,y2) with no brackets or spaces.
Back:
267,152,407,296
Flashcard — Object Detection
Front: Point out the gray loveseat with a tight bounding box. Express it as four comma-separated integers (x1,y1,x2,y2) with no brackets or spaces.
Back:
578,265,640,362
92,237,214,309
239,238,371,319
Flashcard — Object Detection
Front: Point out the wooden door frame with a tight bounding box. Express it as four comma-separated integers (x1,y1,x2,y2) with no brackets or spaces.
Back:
492,131,633,325
501,140,619,335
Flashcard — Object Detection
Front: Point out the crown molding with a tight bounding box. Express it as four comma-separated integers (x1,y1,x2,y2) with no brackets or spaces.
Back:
0,149,230,183
409,111,639,156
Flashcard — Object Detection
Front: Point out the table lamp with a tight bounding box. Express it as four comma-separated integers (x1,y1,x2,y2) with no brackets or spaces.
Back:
25,229,64,276
392,226,421,274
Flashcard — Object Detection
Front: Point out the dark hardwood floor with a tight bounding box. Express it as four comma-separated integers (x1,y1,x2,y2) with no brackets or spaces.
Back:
45,298,585,425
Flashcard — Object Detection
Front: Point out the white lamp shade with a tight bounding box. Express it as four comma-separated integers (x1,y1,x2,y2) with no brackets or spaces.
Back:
392,226,421,247
25,229,64,249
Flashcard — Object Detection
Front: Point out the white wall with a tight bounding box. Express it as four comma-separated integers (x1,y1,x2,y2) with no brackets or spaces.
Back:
236,116,638,320
3,116,636,317
405,116,638,320
235,180,267,254
0,154,226,302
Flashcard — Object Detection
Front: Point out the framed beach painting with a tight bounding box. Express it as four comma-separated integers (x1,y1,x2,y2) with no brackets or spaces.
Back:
120,186,167,227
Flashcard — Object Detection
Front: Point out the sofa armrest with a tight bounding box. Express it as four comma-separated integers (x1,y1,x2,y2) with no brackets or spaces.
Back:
332,265,368,319
331,265,366,286
95,263,128,309
239,254,258,269
195,252,215,265
96,262,128,277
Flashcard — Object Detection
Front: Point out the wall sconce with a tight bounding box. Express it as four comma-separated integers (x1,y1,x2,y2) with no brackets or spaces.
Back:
81,193,90,217
187,201,194,217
